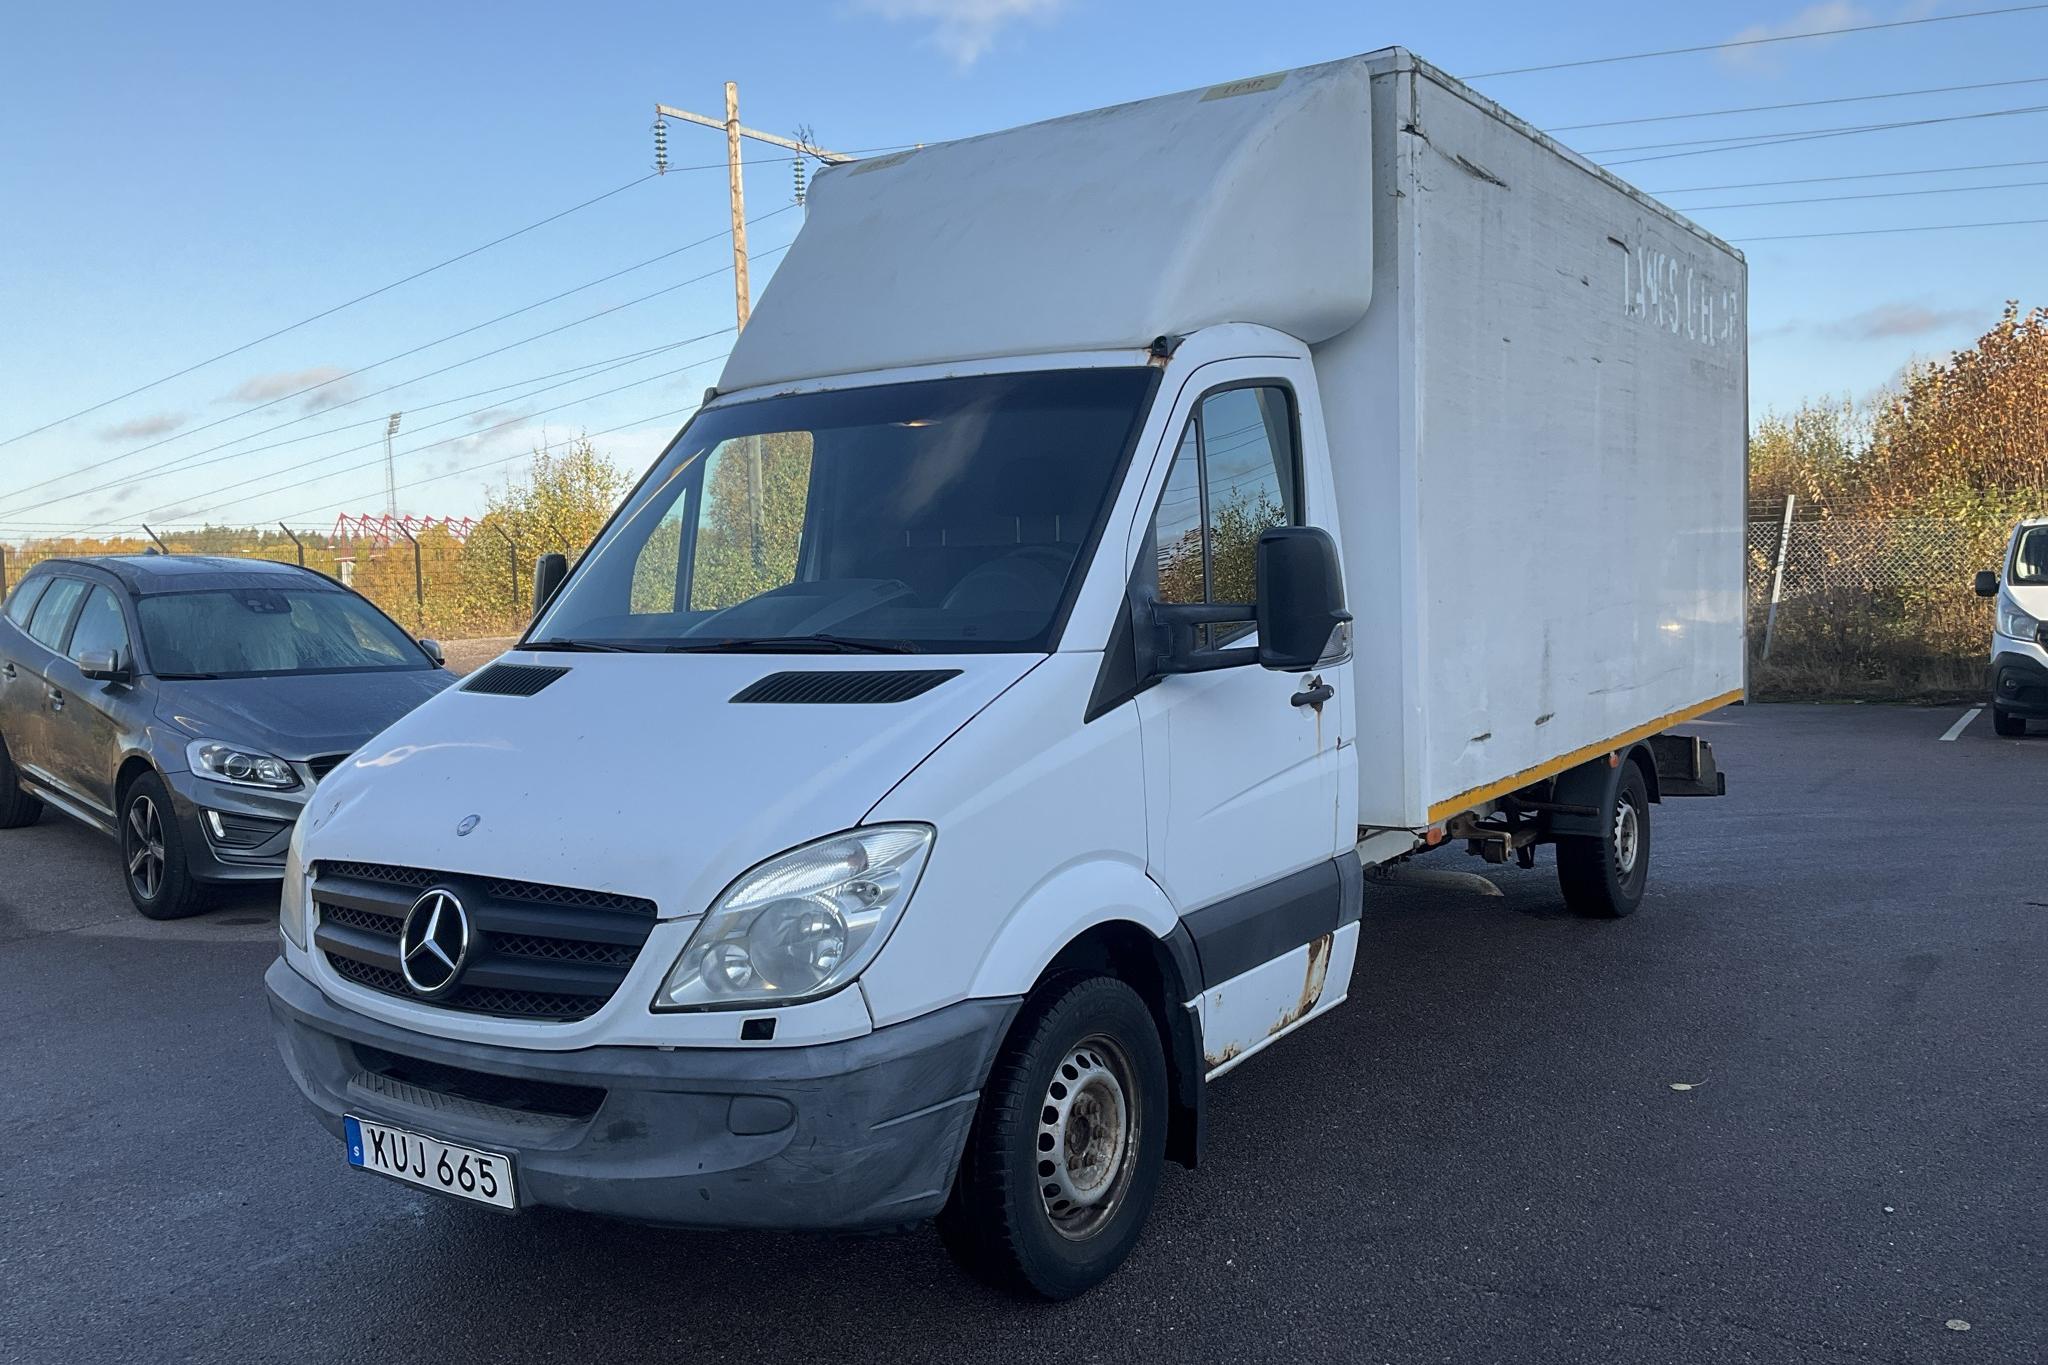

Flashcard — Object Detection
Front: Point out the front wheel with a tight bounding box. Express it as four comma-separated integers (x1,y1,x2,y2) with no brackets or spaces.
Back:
122,772,208,920
1557,760,1650,918
938,974,1168,1300
1992,706,2027,737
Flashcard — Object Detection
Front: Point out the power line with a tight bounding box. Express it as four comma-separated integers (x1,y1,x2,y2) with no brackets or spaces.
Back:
30,339,716,522
1464,3,2048,79
126,342,737,528
1735,216,2048,242
0,208,797,514
264,407,705,527
1584,102,2048,154
1600,104,2048,167
1647,158,2048,195
1680,178,2048,211
0,172,665,451
1548,73,2048,131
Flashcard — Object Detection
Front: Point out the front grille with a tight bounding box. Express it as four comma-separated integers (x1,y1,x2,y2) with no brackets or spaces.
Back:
306,753,350,783
352,1044,606,1119
311,861,659,1022
323,860,435,889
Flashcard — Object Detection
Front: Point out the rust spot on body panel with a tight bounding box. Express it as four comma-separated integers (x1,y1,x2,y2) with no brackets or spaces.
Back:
1270,933,1334,1037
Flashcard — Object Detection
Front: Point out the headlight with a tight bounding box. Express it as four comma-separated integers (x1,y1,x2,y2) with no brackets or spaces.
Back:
187,739,300,790
654,824,934,1011
1998,601,2042,641
278,821,311,949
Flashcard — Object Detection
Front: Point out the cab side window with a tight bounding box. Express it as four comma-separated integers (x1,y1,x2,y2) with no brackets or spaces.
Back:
1143,385,1301,644
67,587,131,665
3,576,49,628
24,577,86,650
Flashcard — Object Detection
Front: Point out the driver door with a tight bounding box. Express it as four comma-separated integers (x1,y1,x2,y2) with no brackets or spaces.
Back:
1128,363,1352,1065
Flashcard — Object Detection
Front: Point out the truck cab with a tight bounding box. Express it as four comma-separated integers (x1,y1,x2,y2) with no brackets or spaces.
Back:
1975,517,2048,736
267,50,1742,1299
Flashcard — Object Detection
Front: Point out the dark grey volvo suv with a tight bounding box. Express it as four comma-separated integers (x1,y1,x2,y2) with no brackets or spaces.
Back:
0,555,454,917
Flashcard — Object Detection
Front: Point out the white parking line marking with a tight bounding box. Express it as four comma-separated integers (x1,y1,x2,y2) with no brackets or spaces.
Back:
1939,708,1983,742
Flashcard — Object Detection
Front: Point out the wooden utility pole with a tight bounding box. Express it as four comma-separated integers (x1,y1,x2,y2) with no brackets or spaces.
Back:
651,92,855,333
724,82,750,331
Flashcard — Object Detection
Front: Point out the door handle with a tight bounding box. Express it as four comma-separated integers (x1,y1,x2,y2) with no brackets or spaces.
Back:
1290,682,1333,709
47,687,64,712
1,662,14,679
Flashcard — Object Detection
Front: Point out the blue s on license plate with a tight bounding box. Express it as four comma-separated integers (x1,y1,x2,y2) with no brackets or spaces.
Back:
345,1115,516,1209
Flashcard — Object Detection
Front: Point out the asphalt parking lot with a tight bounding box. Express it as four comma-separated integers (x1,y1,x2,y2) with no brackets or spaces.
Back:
2,702,2042,1365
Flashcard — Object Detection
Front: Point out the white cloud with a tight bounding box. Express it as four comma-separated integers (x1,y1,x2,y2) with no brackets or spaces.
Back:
854,0,1063,67
1827,302,1978,340
224,364,351,404
96,412,186,442
1718,1,1872,71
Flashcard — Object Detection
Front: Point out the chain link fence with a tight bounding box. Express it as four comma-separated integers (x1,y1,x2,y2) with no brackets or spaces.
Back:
4,508,2024,700
0,527,552,647
1745,502,2013,698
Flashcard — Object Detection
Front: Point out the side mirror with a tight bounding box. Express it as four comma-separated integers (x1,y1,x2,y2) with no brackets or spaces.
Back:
1255,526,1353,672
77,649,130,685
533,553,569,614
1974,570,2000,598
417,638,445,667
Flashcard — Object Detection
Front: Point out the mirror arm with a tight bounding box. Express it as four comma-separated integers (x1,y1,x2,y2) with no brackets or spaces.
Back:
1156,602,1254,628
1168,643,1258,674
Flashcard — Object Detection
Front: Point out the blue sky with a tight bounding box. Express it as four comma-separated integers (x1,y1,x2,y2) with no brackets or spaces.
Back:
2,0,2044,536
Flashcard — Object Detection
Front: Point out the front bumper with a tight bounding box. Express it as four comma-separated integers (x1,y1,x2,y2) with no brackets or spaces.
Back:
266,958,1018,1230
162,768,301,882
1990,650,2048,718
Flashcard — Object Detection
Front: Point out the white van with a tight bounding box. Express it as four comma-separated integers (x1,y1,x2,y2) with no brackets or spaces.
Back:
268,49,1745,1298
1975,517,2048,735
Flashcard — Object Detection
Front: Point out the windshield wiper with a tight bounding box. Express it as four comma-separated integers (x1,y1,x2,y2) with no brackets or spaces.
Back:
663,634,920,655
154,672,222,680
520,638,659,654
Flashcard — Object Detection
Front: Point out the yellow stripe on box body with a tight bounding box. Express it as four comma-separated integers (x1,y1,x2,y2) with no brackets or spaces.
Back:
1424,688,1744,824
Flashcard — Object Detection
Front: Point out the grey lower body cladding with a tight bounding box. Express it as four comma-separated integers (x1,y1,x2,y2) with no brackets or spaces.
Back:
266,959,1019,1230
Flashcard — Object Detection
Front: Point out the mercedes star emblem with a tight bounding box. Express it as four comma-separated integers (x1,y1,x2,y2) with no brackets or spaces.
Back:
398,889,471,996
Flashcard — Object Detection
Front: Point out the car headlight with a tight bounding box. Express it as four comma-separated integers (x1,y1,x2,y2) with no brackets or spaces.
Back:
278,820,311,949
1998,601,2042,641
654,824,934,1011
187,739,300,790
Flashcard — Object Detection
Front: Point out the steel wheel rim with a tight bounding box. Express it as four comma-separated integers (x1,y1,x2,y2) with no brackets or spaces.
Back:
1613,798,1640,877
1036,1034,1140,1241
126,796,166,900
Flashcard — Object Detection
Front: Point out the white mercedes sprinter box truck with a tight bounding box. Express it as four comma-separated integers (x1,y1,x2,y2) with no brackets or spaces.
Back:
269,49,1746,1298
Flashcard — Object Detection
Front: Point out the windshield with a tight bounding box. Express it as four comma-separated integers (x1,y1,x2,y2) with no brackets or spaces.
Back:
530,367,1158,654
137,588,428,678
2012,526,2048,586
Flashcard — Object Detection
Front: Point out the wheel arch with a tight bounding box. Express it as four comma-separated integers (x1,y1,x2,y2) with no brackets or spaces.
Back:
114,751,159,807
962,858,1206,1170
1031,919,1206,1170
1548,740,1658,834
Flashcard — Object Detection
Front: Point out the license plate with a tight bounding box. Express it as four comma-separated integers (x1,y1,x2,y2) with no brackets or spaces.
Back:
344,1115,515,1209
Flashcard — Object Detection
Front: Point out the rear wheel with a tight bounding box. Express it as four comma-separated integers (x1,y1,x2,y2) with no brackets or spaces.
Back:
0,730,43,829
938,974,1168,1300
1992,706,2026,737
122,772,208,920
1557,760,1650,918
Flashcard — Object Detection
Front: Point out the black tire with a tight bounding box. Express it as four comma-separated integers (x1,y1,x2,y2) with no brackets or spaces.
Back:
121,771,208,920
1992,706,2026,737
1557,760,1650,918
0,730,44,829
938,974,1169,1300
